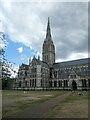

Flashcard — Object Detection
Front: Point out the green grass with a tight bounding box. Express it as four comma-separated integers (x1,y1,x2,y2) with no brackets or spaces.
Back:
2,90,89,118
2,90,66,117
2,90,66,98
46,91,88,118
64,91,88,103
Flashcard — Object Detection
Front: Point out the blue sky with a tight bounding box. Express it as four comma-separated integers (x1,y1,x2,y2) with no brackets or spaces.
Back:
4,34,40,65
0,1,88,77
0,32,41,77
2,33,41,77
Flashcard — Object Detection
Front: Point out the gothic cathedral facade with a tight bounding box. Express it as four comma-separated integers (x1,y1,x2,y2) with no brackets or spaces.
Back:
14,18,90,90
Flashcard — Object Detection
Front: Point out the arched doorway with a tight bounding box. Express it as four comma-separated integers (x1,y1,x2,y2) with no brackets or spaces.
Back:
72,80,77,90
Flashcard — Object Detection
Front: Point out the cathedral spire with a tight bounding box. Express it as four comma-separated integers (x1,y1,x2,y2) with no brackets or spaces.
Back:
46,17,52,40
43,17,55,66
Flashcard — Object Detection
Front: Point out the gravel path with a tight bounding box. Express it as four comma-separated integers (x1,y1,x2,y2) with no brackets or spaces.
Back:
8,92,71,118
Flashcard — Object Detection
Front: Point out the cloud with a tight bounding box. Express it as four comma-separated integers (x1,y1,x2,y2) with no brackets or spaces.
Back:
10,65,19,78
0,39,5,49
36,51,42,60
0,2,88,63
17,47,23,53
56,52,88,63
20,54,27,62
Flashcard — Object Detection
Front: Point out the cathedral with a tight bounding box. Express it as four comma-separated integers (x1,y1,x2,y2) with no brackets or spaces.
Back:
14,18,90,90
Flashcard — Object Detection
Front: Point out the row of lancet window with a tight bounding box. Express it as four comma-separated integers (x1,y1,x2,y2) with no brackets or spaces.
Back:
29,79,36,87
18,79,90,88
81,79,90,87
49,79,90,88
18,80,36,87
49,80,68,87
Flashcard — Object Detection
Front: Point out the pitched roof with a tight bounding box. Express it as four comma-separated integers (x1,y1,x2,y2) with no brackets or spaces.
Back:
20,63,29,70
75,70,90,77
58,72,69,79
30,57,49,68
53,58,89,68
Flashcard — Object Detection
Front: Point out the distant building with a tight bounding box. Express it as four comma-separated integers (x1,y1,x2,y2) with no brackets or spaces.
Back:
14,18,90,90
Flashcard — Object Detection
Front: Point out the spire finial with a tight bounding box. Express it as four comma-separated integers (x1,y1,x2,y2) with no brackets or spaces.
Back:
48,17,50,25
46,17,51,40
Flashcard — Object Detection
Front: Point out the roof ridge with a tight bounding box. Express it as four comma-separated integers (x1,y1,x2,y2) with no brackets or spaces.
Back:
56,58,89,64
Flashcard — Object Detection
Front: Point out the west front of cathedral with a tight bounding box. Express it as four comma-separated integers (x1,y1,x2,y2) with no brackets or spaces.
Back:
14,18,90,90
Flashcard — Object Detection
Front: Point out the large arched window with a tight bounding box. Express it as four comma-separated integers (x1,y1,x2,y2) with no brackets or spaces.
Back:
25,81,27,87
54,71,57,78
32,79,34,87
54,81,57,87
88,79,90,87
64,80,68,87
58,81,62,87
82,79,87,87
49,81,52,87
35,79,36,87
19,81,21,87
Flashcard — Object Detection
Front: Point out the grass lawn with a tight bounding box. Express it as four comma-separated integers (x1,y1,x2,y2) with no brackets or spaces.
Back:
46,91,88,118
2,90,66,117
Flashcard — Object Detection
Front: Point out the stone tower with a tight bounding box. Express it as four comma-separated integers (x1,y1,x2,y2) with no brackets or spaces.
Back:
42,18,55,67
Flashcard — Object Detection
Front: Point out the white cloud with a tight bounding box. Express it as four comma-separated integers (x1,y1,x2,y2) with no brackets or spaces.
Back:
10,65,19,78
0,2,88,63
69,52,88,60
30,56,33,61
0,39,5,49
20,54,26,61
36,51,42,60
56,52,88,63
0,32,7,49
17,47,23,53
